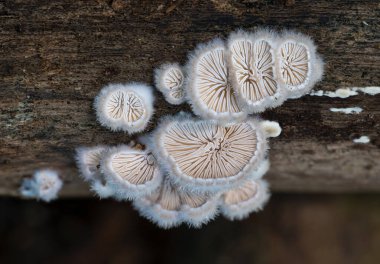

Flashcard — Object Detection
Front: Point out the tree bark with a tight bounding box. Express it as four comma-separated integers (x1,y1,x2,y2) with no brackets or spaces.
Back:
0,0,379,197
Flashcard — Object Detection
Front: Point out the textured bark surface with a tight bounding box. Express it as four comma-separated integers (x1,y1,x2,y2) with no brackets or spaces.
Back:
0,0,379,197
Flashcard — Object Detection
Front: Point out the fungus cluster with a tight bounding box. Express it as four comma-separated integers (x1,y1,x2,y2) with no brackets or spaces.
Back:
78,28,323,228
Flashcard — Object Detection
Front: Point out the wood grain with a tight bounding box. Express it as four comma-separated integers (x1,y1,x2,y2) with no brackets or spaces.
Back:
0,0,379,197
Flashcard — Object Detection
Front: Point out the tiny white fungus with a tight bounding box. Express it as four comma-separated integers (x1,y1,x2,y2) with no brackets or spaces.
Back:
154,63,186,105
353,136,370,144
75,145,108,182
260,120,282,138
20,169,63,202
220,179,270,221
329,107,363,114
94,83,154,134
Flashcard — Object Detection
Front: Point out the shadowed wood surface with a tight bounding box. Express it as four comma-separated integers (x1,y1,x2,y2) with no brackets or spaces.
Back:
2,194,380,263
0,0,379,197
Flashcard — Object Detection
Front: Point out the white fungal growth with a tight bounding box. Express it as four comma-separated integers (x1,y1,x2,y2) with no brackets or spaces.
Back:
75,145,115,199
228,29,287,113
101,145,163,200
75,145,107,182
353,136,370,144
94,83,154,134
133,177,219,229
220,179,270,220
154,63,186,105
260,120,282,138
310,88,359,98
276,31,324,98
186,38,247,124
20,169,63,202
329,107,363,114
353,86,380,96
151,114,267,192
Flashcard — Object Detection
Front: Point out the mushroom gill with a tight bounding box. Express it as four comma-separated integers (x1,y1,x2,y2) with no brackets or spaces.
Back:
101,145,163,200
75,145,108,182
94,83,154,134
276,31,324,98
186,39,246,124
228,30,286,112
154,63,186,105
221,179,270,220
133,177,219,228
152,114,267,192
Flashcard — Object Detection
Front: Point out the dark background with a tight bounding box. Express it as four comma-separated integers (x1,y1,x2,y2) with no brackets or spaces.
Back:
2,194,380,264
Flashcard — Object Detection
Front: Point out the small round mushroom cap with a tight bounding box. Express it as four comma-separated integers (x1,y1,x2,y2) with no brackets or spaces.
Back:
186,38,247,124
276,31,324,98
20,169,63,202
260,120,282,138
133,177,182,229
220,178,270,221
151,114,267,193
75,145,108,182
154,63,186,105
101,145,163,200
133,177,219,229
227,29,288,113
94,83,154,134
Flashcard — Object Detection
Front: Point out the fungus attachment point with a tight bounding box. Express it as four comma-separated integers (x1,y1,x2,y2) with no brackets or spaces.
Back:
133,177,219,228
94,83,154,133
154,63,186,105
221,179,270,220
101,145,163,200
187,39,246,124
277,31,324,98
152,115,267,192
20,169,63,202
228,30,286,113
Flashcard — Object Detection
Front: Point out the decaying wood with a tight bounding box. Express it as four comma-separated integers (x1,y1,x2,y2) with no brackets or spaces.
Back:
0,0,379,197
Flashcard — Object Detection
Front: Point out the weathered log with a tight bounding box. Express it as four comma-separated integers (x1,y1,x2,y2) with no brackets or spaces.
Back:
0,0,379,197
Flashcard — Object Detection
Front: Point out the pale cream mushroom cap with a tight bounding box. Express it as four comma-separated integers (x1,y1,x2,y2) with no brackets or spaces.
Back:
154,63,186,105
220,178,270,220
133,177,219,229
227,29,288,113
75,145,108,182
260,120,282,138
101,145,163,200
150,113,268,193
275,31,324,98
94,83,154,134
186,38,247,124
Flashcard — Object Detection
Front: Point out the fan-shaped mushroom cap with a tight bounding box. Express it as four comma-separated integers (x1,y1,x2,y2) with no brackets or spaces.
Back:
154,63,186,105
94,83,154,134
75,145,108,182
227,29,288,113
220,178,270,220
75,146,115,199
186,38,247,124
275,31,324,98
150,113,267,193
179,189,220,228
133,177,183,229
133,177,219,229
20,169,63,202
101,145,163,200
